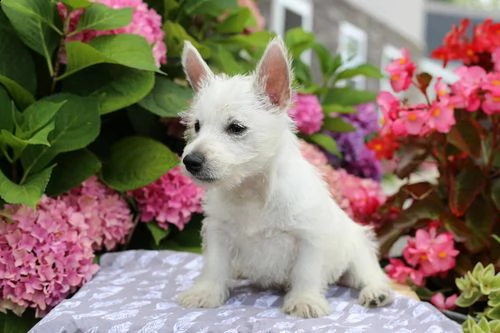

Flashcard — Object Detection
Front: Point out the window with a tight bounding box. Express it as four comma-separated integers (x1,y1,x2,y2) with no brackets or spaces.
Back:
337,22,368,89
270,0,313,64
380,45,403,93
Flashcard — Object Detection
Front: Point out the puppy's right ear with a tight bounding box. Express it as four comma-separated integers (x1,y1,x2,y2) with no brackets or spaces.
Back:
182,41,213,91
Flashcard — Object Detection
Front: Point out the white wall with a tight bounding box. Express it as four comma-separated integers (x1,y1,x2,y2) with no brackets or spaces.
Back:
347,0,425,48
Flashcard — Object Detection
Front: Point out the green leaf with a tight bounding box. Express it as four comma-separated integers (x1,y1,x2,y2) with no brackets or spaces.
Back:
1,124,54,160
0,166,54,208
394,148,429,179
455,290,483,308
74,4,132,34
163,21,209,58
1,0,60,73
184,0,237,16
0,86,14,132
322,87,377,106
308,133,340,157
20,94,101,180
62,64,155,114
60,0,92,9
222,31,275,50
322,117,356,133
492,178,500,211
101,136,178,191
0,12,36,109
285,28,315,59
16,100,66,138
321,104,357,115
138,76,193,117
45,149,102,196
216,7,252,34
293,59,313,85
62,34,159,79
313,43,342,79
147,223,170,246
464,196,496,253
335,64,384,81
0,311,40,333
447,119,482,158
449,164,485,217
208,44,244,75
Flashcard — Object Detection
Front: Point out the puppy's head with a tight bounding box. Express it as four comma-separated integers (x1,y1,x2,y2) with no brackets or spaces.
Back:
180,38,294,188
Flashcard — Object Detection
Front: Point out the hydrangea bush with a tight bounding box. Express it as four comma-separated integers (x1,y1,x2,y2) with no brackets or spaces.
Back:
0,0,387,330
367,19,500,323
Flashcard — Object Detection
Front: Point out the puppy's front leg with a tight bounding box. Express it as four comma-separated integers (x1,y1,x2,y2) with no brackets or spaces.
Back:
177,220,231,308
283,237,330,318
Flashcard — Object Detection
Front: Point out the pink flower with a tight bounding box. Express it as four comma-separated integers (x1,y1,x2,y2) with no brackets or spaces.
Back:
299,140,328,168
492,47,500,72
129,166,204,230
385,258,425,286
58,0,167,66
385,48,416,92
434,78,449,98
238,0,265,32
62,176,135,251
319,165,353,217
428,101,456,133
399,110,429,136
0,197,99,317
482,92,500,114
431,292,458,311
403,227,459,277
377,91,400,134
451,66,486,112
288,94,324,135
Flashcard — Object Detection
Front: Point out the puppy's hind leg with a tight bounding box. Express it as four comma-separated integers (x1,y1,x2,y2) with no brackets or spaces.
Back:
348,228,393,307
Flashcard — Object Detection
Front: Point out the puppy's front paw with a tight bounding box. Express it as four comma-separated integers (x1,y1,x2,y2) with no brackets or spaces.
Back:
359,284,393,307
177,284,227,308
283,293,330,318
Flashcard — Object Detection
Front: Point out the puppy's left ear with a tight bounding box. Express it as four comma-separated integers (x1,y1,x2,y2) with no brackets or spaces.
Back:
182,41,214,91
255,37,293,109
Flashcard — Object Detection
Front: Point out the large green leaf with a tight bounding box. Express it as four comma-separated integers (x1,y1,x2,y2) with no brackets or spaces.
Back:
1,124,54,161
216,7,252,34
0,86,13,132
208,43,244,75
322,104,357,115
163,21,209,58
0,312,40,333
62,64,155,114
285,28,315,59
0,165,54,208
335,63,384,81
1,0,60,74
447,119,482,158
20,94,101,181
138,76,193,117
101,136,178,191
73,4,132,34
308,133,340,157
62,34,159,79
464,196,496,253
312,43,342,80
0,12,36,108
449,164,485,217
322,87,377,106
322,117,356,133
184,0,237,16
60,0,92,9
46,149,101,196
16,100,66,138
219,31,274,51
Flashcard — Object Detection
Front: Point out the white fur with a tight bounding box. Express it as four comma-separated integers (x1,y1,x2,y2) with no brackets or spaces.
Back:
177,39,393,318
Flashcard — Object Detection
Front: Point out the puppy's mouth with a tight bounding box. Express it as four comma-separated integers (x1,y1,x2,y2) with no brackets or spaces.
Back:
193,175,218,183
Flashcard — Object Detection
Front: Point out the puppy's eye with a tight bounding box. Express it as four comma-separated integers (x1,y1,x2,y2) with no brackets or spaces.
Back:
194,120,200,133
226,122,247,135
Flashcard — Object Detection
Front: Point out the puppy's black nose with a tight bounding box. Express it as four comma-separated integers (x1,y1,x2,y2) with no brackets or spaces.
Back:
183,152,205,173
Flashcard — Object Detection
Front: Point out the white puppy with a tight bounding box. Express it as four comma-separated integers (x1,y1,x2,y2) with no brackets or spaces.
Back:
177,37,393,318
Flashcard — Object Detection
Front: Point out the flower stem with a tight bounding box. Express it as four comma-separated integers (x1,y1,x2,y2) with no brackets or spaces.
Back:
50,12,72,94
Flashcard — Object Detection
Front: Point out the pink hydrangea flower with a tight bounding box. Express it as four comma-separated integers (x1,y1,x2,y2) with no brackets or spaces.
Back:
58,0,167,66
62,176,135,251
385,48,416,92
431,292,458,311
288,94,324,135
403,226,459,277
129,166,204,230
0,197,99,317
385,258,425,286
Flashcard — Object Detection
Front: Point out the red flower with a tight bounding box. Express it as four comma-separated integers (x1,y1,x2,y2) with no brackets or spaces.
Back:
366,135,400,160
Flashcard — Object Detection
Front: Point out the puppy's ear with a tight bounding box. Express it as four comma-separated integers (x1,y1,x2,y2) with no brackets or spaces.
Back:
255,37,292,108
182,41,213,91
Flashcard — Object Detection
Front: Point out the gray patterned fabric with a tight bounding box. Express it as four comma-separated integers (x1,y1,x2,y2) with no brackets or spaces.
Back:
31,250,461,333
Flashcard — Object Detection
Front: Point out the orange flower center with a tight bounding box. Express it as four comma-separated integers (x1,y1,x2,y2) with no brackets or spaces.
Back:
433,108,441,117
407,113,417,121
399,58,407,65
374,143,383,151
438,89,447,97
438,251,447,258
420,254,428,261
391,74,400,81
492,80,500,86
466,49,475,57
492,95,500,102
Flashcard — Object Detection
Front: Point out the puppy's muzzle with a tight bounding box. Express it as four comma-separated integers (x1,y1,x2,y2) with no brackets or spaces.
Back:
183,152,205,174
